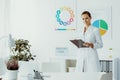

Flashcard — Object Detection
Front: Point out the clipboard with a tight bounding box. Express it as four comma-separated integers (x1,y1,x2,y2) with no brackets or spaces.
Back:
70,39,86,48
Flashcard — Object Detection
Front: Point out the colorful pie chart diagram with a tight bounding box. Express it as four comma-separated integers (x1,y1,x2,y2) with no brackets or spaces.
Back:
92,19,108,36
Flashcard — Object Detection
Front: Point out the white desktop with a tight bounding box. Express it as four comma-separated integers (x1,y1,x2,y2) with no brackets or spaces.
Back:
1,72,107,80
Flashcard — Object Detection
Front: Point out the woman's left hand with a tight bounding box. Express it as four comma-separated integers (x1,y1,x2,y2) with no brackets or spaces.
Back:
83,42,94,48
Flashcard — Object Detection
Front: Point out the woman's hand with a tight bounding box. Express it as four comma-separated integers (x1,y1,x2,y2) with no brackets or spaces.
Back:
83,42,94,48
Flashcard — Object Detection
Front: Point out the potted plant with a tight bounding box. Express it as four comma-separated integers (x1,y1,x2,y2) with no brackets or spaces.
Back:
6,59,19,80
9,39,36,76
10,39,36,61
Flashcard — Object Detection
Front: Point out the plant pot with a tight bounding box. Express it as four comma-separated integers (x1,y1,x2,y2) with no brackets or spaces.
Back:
18,61,30,76
6,70,18,80
18,61,38,76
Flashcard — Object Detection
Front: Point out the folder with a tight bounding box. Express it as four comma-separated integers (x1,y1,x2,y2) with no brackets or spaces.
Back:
70,39,86,48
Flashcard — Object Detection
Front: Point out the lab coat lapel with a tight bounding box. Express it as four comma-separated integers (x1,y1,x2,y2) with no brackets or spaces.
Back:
85,26,92,34
84,26,93,42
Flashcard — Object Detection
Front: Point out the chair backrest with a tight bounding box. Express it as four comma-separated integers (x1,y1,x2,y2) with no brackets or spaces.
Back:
41,62,65,72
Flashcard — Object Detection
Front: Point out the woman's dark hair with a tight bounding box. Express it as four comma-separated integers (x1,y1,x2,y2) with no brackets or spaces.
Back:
81,11,91,18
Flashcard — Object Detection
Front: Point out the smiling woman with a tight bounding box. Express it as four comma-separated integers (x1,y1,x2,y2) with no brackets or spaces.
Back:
75,11,103,72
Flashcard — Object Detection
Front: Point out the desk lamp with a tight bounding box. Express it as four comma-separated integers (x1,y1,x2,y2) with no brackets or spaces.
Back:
0,34,15,76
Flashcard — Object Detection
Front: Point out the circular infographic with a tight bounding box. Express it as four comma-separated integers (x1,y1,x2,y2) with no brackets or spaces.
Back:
92,19,108,36
56,7,75,26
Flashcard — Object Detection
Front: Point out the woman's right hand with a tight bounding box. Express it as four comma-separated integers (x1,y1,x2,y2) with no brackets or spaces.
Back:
83,42,94,48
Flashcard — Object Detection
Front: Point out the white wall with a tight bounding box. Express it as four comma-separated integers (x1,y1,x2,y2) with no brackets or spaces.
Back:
7,0,119,61
9,0,78,62
0,0,120,79
0,0,11,57
0,0,120,77
0,0,5,56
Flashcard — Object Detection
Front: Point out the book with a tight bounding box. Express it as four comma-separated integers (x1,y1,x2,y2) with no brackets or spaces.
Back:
70,39,86,48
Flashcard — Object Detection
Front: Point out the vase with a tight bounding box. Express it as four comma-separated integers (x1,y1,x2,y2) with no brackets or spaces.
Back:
6,70,18,80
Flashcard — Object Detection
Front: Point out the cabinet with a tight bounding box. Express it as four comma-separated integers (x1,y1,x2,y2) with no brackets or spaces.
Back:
100,60,112,73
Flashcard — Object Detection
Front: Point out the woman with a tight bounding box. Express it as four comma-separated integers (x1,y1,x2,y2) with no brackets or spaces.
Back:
75,11,103,72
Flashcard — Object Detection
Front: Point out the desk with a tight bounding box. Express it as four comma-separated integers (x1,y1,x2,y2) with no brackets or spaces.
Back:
43,72,106,80
0,72,108,80
0,74,28,80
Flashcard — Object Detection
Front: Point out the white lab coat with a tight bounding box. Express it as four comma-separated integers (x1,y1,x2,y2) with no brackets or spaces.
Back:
75,25,103,72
